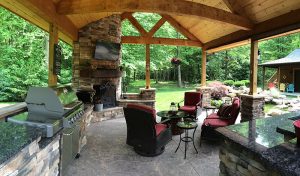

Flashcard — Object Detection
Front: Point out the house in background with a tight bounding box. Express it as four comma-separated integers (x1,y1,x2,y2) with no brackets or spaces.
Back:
260,49,300,92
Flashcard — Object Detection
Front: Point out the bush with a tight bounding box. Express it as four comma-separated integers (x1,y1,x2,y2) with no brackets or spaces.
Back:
223,80,234,86
241,80,250,87
233,81,245,87
207,81,229,100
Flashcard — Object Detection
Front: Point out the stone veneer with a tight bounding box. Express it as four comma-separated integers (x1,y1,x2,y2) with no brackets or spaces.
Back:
196,87,213,107
91,107,124,123
118,88,156,108
219,139,280,176
72,14,122,99
240,94,265,122
0,136,60,176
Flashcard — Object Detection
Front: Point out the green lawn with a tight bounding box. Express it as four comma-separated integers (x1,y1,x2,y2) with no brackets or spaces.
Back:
127,80,197,111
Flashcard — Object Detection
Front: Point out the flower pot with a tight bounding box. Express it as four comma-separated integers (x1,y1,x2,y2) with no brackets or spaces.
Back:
95,103,103,112
293,120,300,145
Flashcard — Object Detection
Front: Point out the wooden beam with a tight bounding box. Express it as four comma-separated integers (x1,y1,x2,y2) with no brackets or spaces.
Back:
0,0,78,43
121,36,202,47
222,0,250,19
48,24,58,86
201,48,207,87
145,44,151,89
161,14,200,41
121,12,147,36
206,39,250,53
249,39,258,95
205,8,300,50
148,17,167,37
57,0,253,30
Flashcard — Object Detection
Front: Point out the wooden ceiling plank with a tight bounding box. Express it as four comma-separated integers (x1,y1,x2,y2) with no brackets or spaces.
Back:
56,0,254,30
222,0,251,20
148,17,167,37
162,14,201,42
122,12,148,36
204,8,300,50
121,36,202,47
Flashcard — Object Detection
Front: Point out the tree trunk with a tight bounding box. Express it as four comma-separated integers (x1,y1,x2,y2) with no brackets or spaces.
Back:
155,70,158,83
177,65,182,87
133,70,136,81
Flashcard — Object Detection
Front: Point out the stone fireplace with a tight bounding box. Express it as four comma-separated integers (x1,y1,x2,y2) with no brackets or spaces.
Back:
72,15,122,106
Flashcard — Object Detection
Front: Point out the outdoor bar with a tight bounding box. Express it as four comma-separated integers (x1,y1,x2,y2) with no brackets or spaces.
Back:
1,0,300,176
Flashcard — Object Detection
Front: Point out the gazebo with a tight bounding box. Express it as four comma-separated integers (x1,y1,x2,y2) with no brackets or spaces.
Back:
260,49,300,92
2,0,300,175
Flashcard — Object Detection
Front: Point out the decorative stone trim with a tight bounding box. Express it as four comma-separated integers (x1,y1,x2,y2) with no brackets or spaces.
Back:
240,94,265,122
91,107,124,123
196,87,213,107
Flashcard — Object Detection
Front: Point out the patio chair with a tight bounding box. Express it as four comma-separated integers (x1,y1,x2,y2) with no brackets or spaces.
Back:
200,97,240,144
279,83,286,92
178,92,202,119
286,84,295,93
123,104,172,156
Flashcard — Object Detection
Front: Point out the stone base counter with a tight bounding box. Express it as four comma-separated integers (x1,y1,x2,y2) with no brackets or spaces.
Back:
216,111,300,176
0,122,60,176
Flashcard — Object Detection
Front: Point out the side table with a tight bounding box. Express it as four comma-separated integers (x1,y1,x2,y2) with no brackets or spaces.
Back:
202,105,217,117
157,111,188,135
175,120,198,159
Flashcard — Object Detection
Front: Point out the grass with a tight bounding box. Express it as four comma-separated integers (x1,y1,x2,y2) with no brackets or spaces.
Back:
127,80,197,111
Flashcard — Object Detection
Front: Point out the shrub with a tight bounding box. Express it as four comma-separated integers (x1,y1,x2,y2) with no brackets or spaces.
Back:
207,81,229,100
233,81,245,87
241,80,250,87
223,80,234,86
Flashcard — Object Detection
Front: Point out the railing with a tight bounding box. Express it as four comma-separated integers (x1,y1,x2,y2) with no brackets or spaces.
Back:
0,102,27,119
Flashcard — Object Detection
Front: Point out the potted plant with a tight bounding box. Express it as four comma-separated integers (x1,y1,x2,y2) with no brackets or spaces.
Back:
94,95,103,112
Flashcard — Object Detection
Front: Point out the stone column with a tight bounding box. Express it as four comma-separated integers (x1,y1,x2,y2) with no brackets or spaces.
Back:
140,88,156,100
240,94,265,122
196,87,212,107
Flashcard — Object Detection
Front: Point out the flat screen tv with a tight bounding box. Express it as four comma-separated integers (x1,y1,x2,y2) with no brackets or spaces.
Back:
94,41,120,60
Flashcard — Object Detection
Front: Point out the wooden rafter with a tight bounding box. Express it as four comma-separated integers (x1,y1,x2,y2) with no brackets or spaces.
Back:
148,18,167,37
204,8,300,50
56,0,253,30
161,14,200,42
121,36,202,47
222,0,249,19
1,0,78,42
122,12,147,36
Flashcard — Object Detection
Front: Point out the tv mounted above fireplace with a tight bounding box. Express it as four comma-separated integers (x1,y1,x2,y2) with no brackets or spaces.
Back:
94,41,120,60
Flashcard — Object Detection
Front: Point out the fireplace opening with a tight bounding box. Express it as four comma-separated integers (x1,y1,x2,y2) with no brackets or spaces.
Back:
93,82,116,109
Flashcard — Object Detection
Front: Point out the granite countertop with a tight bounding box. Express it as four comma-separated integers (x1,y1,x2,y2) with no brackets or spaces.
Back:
216,111,300,176
0,121,42,166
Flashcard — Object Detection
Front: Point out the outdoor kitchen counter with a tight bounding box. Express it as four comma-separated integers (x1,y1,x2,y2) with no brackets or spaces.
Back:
0,121,61,175
216,111,300,176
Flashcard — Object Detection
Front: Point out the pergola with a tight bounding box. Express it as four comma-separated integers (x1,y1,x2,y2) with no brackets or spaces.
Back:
1,0,300,95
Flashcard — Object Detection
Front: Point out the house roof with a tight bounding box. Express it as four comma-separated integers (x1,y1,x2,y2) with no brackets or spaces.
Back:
259,49,300,68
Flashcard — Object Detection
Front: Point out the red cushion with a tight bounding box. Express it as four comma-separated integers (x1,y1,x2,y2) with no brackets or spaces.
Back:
206,113,220,119
179,105,196,114
127,104,156,120
184,92,201,106
203,118,230,127
155,124,167,136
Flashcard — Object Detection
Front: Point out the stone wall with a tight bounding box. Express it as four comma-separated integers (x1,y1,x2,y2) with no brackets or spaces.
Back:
118,88,156,108
78,105,94,153
0,136,60,176
219,139,279,176
196,87,212,107
72,14,122,100
91,107,124,123
240,94,265,122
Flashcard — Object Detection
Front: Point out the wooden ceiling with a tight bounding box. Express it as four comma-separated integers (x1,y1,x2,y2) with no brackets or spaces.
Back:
1,0,300,50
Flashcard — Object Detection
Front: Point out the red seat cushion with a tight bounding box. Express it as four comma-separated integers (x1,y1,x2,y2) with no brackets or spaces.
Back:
206,113,220,119
155,124,167,136
179,106,196,114
203,118,230,127
127,104,156,120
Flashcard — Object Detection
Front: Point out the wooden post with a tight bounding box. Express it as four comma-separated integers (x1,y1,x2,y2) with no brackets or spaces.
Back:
262,66,265,90
201,48,207,87
249,39,258,95
48,23,58,86
145,44,151,89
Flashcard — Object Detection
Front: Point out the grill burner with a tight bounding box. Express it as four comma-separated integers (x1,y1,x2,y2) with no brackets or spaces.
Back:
8,86,84,137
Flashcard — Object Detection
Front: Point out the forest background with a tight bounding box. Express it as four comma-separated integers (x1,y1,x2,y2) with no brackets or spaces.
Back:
1,8,300,102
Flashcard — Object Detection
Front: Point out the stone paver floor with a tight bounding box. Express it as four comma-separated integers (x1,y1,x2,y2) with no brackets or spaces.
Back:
66,111,221,176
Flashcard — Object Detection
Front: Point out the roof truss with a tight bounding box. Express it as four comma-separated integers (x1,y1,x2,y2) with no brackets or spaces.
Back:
121,13,202,47
56,0,253,30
